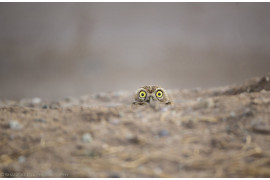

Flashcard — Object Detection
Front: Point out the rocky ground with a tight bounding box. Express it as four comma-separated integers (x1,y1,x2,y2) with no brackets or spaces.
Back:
1,73,270,178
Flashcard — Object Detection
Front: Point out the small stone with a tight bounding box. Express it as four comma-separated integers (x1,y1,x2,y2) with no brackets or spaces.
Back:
32,97,41,104
251,121,270,134
64,97,72,102
107,173,120,178
242,108,253,116
82,133,93,143
95,92,110,101
42,104,49,109
9,121,23,130
18,156,26,163
158,129,170,137
230,111,236,117
126,135,140,144
119,112,124,118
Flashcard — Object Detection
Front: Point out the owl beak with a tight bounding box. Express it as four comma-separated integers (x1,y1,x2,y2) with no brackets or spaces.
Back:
149,96,156,106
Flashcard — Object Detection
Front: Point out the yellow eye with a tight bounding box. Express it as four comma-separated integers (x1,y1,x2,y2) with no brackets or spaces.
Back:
139,91,146,98
156,90,163,98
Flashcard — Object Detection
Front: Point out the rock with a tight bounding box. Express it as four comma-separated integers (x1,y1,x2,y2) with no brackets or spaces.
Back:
42,104,49,109
64,97,72,102
32,97,41,104
242,108,253,117
9,121,23,130
82,133,93,143
126,134,140,144
18,156,26,163
230,111,236,117
158,129,170,137
107,173,120,178
251,121,270,134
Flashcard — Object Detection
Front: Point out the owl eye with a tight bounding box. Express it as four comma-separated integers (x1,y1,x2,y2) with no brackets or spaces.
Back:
139,90,146,98
156,90,163,98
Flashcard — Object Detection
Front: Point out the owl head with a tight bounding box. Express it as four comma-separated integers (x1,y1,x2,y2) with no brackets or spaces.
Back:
133,85,172,105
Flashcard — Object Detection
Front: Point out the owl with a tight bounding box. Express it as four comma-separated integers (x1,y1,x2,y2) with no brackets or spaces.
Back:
133,85,172,105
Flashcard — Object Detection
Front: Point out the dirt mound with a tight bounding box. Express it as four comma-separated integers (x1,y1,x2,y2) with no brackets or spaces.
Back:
1,74,270,177
224,73,270,95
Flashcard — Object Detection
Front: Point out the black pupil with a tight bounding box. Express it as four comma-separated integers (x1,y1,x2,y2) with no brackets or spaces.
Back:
158,93,161,96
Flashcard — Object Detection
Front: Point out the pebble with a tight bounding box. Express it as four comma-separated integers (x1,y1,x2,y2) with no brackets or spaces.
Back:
230,111,236,117
32,97,41,104
242,108,252,116
158,129,170,137
82,133,93,143
64,97,72,102
18,156,26,163
107,173,120,178
126,135,140,144
251,121,270,134
9,121,23,130
42,104,49,109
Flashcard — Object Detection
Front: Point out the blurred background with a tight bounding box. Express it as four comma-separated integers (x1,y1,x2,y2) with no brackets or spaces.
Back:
0,3,270,100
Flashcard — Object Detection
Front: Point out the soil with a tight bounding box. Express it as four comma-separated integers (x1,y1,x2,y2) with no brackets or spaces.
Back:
1,73,270,178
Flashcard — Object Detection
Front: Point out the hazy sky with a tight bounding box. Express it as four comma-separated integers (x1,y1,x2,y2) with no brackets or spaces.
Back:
0,3,270,100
